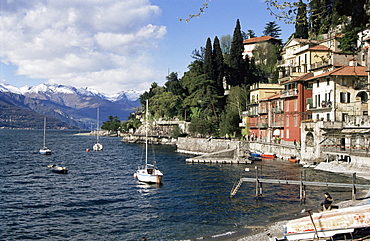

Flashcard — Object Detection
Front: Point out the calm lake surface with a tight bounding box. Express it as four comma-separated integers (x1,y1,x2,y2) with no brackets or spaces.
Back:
1,129,368,240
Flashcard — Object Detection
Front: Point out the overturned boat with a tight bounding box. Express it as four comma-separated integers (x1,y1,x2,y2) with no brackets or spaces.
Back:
284,204,370,240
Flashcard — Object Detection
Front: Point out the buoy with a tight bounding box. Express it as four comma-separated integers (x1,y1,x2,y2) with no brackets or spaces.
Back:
86,149,90,152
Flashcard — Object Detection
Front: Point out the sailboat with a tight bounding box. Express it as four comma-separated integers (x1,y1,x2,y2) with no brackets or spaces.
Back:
134,100,163,184
93,108,103,151
39,117,51,155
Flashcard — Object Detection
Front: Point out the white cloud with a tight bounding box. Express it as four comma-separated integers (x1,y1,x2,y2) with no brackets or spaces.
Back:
0,0,166,94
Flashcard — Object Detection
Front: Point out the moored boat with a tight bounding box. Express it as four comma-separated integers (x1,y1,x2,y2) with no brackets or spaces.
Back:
284,204,370,240
250,152,261,157
289,156,298,163
47,164,68,174
39,117,51,155
134,100,163,184
260,153,276,159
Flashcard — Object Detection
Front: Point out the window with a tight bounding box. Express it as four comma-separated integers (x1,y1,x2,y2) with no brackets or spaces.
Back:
294,99,298,111
364,111,368,116
294,115,298,127
326,78,330,85
327,113,330,121
286,115,289,127
317,80,320,87
340,92,351,103
316,114,320,120
286,100,289,111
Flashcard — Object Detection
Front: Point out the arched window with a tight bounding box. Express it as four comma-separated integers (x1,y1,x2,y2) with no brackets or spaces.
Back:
306,132,314,147
357,91,368,103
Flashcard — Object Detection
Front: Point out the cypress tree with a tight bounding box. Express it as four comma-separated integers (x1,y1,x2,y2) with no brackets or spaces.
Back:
213,36,224,96
295,0,309,39
203,37,214,81
228,19,245,86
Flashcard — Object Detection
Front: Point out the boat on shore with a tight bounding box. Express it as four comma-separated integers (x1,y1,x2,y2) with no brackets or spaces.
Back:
284,204,370,240
47,164,68,174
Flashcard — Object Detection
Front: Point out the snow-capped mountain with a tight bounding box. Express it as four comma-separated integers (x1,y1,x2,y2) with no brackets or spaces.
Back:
0,83,142,129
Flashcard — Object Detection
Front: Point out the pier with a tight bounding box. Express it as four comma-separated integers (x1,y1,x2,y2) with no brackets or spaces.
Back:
230,167,370,202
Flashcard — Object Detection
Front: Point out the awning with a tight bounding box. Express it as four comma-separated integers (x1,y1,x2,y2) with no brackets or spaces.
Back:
273,129,280,136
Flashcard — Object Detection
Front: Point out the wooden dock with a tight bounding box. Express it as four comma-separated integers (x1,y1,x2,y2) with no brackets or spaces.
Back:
230,167,370,202
186,158,252,164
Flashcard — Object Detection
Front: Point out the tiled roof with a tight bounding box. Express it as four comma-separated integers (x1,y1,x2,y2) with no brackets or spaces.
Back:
243,36,281,44
309,45,330,51
306,66,368,80
260,93,281,101
281,73,314,85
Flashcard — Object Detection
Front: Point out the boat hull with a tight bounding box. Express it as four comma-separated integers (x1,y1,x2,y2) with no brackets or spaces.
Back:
48,165,68,174
39,148,51,155
285,204,370,240
93,143,103,151
260,153,276,159
135,167,163,184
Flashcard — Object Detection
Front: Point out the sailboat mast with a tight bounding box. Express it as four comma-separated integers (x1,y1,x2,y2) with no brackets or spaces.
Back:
145,99,148,166
43,117,47,148
96,108,99,143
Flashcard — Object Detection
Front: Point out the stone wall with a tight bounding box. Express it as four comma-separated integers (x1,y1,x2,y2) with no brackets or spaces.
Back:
176,137,241,154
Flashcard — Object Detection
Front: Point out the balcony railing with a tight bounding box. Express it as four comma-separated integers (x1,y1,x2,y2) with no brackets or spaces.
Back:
256,123,268,128
281,89,298,98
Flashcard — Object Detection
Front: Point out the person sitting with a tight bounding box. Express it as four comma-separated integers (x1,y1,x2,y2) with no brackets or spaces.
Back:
320,192,334,211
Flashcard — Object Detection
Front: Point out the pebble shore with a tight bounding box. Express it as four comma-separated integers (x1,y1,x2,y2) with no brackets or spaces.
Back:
236,161,370,241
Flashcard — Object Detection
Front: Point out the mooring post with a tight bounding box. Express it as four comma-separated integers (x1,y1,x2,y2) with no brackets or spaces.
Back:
255,166,261,198
300,170,306,204
352,172,357,201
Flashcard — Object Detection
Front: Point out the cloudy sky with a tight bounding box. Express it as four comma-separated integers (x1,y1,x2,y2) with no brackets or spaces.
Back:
0,0,294,96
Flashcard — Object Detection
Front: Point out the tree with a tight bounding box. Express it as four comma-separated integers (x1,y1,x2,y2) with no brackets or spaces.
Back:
212,36,225,98
228,19,246,86
294,0,309,39
101,115,121,132
203,37,214,81
219,86,248,137
263,21,282,38
165,72,184,96
247,29,257,38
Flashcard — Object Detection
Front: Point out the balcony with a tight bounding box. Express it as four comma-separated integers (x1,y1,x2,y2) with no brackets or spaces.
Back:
258,108,268,114
280,89,298,98
272,121,284,128
308,101,333,111
309,59,332,70
321,121,343,130
272,107,284,113
256,123,268,128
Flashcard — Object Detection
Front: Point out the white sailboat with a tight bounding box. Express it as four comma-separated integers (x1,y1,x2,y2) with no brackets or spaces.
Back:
39,117,51,155
134,100,163,184
93,108,103,151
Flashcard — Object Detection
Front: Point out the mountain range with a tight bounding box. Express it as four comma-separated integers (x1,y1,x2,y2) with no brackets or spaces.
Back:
0,83,142,129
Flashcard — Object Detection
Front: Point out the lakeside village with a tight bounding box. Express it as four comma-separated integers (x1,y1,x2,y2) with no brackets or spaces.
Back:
118,28,370,170
119,30,370,239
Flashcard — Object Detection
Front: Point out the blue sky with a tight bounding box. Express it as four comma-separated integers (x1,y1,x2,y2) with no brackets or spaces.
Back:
0,0,294,96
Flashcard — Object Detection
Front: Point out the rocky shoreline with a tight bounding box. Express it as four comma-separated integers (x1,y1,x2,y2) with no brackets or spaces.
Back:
234,162,370,241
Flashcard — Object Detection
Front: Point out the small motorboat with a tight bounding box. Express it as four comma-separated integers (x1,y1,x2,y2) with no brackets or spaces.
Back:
47,164,68,174
250,152,261,157
260,153,276,159
248,156,262,161
289,156,298,163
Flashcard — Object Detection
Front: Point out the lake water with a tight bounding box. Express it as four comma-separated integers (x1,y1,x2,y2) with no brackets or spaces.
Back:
1,129,368,240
